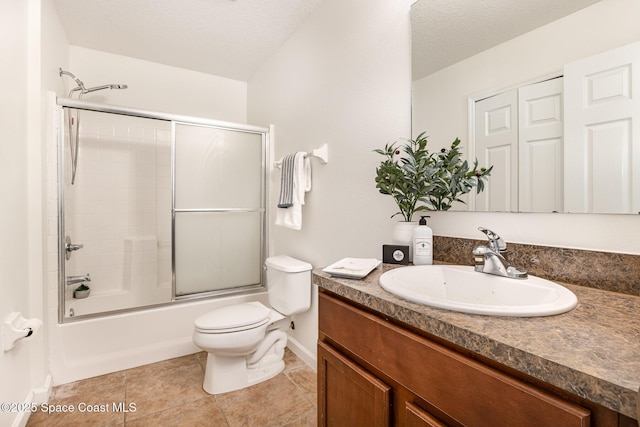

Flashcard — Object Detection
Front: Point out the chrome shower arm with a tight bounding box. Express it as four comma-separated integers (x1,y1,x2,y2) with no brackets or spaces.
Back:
59,68,86,92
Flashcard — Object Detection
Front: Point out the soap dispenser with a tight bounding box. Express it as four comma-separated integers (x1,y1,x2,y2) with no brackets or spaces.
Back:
412,216,433,265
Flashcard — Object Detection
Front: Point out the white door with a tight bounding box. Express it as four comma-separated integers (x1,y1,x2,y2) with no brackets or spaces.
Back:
564,40,640,214
474,90,518,212
518,78,564,213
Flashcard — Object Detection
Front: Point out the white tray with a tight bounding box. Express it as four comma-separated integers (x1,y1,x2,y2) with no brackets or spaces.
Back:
322,258,382,279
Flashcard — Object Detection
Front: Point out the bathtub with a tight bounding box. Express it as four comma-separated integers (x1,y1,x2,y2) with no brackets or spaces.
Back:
50,292,269,385
66,284,172,318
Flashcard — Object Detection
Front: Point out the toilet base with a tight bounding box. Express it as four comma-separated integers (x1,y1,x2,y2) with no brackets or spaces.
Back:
247,354,285,388
201,328,288,395
202,352,285,395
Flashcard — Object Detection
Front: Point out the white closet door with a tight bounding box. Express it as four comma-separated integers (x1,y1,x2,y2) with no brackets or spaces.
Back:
564,40,640,214
474,90,518,212
518,78,564,213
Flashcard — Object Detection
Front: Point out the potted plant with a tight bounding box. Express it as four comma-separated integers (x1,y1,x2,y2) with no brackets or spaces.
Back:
374,132,492,251
74,284,90,299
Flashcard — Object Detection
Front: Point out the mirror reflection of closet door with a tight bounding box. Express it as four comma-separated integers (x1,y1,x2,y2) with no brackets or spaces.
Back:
564,40,640,214
173,123,265,297
474,90,518,212
518,78,564,213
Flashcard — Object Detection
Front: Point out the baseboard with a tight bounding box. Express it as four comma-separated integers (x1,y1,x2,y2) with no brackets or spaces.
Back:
11,374,52,427
286,335,316,370
31,374,52,404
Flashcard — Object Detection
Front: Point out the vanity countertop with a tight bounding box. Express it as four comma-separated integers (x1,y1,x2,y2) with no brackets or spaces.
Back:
313,264,640,419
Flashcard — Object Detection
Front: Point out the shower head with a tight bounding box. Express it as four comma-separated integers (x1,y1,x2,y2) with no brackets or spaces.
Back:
83,83,128,94
59,68,128,95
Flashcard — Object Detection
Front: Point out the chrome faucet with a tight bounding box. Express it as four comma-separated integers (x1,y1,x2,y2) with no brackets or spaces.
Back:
65,236,84,260
473,227,527,279
66,273,91,286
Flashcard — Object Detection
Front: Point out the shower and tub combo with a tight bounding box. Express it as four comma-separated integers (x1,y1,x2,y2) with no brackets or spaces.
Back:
51,69,282,383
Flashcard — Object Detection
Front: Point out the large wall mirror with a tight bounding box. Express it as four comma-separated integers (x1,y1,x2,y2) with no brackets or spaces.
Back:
411,0,640,214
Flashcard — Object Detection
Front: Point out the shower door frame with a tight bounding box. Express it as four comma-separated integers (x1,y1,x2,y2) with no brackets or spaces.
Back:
56,97,270,323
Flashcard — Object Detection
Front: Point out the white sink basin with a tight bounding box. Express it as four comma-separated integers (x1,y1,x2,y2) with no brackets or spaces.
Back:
378,265,578,317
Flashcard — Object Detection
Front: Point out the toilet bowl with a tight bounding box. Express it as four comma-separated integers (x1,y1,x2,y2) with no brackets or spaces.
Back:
192,255,312,394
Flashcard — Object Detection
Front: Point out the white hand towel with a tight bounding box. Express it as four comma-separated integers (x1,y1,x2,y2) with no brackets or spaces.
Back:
276,152,311,230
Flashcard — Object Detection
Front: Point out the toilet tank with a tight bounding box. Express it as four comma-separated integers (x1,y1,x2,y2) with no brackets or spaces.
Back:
265,255,312,315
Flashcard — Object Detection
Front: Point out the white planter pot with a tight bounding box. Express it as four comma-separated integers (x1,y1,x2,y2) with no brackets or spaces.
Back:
392,221,417,262
74,288,90,299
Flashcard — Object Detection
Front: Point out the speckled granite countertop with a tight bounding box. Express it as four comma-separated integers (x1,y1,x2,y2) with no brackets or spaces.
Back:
313,264,640,419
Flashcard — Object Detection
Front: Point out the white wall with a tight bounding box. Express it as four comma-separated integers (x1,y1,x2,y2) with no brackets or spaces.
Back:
67,47,247,123
0,3,33,425
248,0,413,360
412,0,640,254
1,1,59,425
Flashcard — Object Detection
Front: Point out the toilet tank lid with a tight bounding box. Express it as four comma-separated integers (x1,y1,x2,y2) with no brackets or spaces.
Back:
265,255,312,273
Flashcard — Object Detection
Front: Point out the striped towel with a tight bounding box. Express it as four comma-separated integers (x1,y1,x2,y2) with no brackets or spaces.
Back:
276,152,311,230
277,153,297,208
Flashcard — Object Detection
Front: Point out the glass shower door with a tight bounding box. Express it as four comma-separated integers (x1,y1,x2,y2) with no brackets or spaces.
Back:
173,123,265,297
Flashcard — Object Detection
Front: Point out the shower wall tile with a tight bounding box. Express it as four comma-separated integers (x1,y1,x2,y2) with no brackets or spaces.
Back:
97,122,114,137
128,125,146,140
114,123,128,139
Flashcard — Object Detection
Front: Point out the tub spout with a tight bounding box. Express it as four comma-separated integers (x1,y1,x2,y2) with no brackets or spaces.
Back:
66,273,91,285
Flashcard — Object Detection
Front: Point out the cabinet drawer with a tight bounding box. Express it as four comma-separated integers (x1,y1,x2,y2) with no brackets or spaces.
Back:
319,292,591,427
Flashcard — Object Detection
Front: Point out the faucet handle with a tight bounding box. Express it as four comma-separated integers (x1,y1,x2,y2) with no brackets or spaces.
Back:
478,227,507,252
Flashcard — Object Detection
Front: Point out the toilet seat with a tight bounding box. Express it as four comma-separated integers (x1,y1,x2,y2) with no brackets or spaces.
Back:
195,302,271,334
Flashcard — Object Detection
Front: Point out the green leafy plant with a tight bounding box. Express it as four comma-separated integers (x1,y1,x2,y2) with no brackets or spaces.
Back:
374,132,492,221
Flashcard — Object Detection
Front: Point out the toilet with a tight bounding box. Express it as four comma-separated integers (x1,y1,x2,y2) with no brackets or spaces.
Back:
193,255,312,394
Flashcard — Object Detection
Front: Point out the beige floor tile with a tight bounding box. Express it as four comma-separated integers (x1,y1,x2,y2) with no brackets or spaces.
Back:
125,362,208,421
194,351,208,369
282,348,307,373
282,409,318,427
215,373,315,427
286,366,317,406
28,348,317,427
124,353,200,381
27,371,126,427
125,397,228,427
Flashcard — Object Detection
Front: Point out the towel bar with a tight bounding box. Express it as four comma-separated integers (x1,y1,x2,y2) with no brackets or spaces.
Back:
274,143,328,168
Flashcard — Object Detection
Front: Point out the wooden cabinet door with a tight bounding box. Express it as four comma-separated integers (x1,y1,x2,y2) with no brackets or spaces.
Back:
318,341,391,427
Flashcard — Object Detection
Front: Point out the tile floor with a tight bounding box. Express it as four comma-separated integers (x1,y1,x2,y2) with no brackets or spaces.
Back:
27,349,317,426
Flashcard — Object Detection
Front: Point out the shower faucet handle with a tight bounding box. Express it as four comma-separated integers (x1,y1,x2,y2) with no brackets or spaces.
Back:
67,242,83,251
65,236,84,260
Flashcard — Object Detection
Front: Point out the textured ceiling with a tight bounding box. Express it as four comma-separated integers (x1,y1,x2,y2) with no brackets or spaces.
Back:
53,0,324,81
53,0,603,83
412,0,602,80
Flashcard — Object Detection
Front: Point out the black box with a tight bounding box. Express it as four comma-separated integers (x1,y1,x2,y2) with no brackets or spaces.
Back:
382,245,409,265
